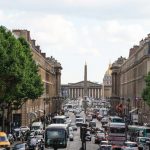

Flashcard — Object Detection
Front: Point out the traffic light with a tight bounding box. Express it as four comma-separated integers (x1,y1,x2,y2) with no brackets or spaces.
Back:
80,123,88,142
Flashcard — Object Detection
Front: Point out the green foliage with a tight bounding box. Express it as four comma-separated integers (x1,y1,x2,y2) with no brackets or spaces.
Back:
0,26,44,110
142,72,150,106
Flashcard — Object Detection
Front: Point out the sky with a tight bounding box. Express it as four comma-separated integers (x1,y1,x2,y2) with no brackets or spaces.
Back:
1,0,150,84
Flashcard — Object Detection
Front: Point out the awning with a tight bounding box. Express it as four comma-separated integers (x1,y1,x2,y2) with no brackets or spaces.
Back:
129,108,138,113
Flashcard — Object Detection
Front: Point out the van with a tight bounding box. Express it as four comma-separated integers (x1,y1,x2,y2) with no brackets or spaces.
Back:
31,122,43,133
0,132,10,150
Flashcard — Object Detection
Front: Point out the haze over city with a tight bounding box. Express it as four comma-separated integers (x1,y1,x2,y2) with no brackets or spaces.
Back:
1,0,150,84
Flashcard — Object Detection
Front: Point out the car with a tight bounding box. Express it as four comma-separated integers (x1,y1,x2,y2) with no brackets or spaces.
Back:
101,117,109,126
136,137,150,150
112,145,123,150
122,141,138,150
85,131,91,141
100,140,109,145
0,132,10,150
76,118,84,126
89,120,96,128
95,132,106,144
12,143,28,150
100,144,112,150
20,126,30,132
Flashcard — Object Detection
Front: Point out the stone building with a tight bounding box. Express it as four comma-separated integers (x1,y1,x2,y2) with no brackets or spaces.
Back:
111,34,150,124
102,63,112,99
61,81,102,99
11,30,62,127
61,63,112,100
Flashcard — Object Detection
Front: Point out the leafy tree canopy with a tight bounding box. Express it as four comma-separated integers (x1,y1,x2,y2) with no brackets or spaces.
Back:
0,26,44,110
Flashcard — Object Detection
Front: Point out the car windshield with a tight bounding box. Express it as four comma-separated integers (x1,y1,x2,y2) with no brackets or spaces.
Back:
110,128,125,133
46,129,65,139
76,118,83,122
0,136,8,142
32,126,40,130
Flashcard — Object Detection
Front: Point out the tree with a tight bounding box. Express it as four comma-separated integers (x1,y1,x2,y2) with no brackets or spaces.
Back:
0,26,44,130
142,72,150,106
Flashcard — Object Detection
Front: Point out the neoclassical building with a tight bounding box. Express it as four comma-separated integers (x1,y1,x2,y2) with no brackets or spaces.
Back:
11,30,62,127
61,81,102,99
61,63,112,100
111,34,150,124
102,63,112,99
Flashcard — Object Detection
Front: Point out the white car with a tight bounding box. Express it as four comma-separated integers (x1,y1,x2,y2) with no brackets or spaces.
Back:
122,141,139,150
20,126,30,132
76,118,84,126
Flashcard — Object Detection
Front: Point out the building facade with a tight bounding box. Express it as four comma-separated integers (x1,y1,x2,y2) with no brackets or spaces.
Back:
12,30,62,127
61,81,102,99
111,34,150,124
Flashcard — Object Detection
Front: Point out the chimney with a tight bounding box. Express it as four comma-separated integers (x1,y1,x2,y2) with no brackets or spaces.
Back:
31,39,36,47
41,53,46,58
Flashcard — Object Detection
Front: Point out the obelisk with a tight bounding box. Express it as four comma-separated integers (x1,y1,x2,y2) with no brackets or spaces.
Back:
84,62,88,98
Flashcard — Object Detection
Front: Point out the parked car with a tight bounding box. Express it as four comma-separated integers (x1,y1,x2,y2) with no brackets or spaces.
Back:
122,141,138,150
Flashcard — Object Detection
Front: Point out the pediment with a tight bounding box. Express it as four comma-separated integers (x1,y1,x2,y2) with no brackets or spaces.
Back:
69,81,101,87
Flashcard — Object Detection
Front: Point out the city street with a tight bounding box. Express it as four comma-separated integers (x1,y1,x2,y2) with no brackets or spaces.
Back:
59,111,100,150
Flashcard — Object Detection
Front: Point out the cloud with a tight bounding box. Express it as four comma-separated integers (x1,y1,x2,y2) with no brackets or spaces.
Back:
78,47,101,57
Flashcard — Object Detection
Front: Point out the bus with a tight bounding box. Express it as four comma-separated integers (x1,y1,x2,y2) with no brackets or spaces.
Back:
51,115,67,124
108,122,126,145
128,125,150,141
44,124,68,149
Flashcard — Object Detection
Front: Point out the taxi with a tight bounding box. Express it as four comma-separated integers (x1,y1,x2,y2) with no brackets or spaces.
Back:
0,132,10,150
